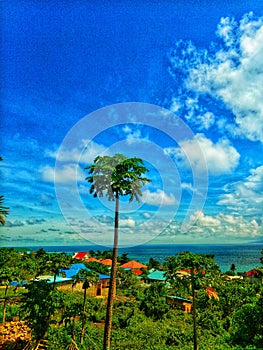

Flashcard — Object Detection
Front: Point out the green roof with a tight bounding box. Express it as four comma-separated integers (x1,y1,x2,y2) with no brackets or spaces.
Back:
167,295,192,303
147,270,166,281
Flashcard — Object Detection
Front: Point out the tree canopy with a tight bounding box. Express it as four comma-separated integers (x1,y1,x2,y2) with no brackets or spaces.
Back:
86,154,151,202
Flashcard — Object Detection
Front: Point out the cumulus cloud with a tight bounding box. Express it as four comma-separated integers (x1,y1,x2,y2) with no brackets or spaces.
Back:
186,210,263,239
142,189,177,206
169,13,263,142
122,125,149,144
5,220,24,227
46,139,107,164
188,13,263,142
41,164,86,184
26,217,46,225
141,212,152,219
190,210,221,227
119,217,136,228
164,133,240,175
152,211,262,242
218,165,263,214
94,215,114,225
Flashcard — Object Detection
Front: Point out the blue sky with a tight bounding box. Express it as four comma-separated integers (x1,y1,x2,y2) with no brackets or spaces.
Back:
1,0,263,247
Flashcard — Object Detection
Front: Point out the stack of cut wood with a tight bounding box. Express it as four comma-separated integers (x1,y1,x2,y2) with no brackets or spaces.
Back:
0,320,31,345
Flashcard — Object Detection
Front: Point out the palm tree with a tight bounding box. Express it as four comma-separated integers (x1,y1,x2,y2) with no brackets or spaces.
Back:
165,252,220,350
72,268,99,344
0,157,9,225
86,154,150,350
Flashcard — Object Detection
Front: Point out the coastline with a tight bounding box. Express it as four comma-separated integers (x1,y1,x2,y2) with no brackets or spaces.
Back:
7,242,262,273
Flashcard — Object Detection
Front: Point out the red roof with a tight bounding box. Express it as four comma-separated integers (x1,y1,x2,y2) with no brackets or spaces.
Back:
74,252,88,260
245,269,260,277
120,260,148,269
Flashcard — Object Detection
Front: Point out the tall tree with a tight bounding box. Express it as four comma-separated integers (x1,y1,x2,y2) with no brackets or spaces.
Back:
0,248,23,323
165,251,220,350
46,252,73,289
86,154,150,350
0,157,9,225
72,268,99,344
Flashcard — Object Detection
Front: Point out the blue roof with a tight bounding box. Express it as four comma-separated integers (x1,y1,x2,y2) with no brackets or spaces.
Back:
61,263,110,280
10,281,27,286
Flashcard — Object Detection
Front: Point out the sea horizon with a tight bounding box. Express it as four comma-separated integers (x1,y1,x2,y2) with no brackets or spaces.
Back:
6,242,262,274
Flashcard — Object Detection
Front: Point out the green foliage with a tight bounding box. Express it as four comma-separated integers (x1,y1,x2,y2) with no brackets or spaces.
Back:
0,248,24,284
91,249,113,259
229,295,263,348
140,283,169,320
46,252,74,286
84,261,110,275
86,154,151,201
0,303,20,322
1,248,263,349
225,270,236,276
21,280,66,340
118,252,130,264
164,251,220,284
148,257,161,270
117,269,143,298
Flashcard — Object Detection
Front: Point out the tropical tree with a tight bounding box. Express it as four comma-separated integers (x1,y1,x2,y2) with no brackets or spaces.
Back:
164,251,221,350
72,268,99,344
140,283,169,320
86,153,150,350
117,269,142,298
0,248,23,323
0,157,9,225
118,252,130,265
148,257,161,270
21,280,65,342
46,252,73,288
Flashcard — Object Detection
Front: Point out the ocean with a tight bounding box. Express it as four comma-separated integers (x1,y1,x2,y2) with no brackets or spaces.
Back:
29,243,263,273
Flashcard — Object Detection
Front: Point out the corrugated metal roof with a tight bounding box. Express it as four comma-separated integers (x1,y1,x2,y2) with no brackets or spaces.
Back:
61,263,110,280
167,295,192,303
74,252,88,259
147,270,166,281
120,260,147,269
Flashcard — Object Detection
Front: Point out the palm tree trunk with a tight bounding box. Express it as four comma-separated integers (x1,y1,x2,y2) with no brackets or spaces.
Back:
192,276,197,350
2,284,9,323
52,274,57,290
80,287,87,344
103,191,119,350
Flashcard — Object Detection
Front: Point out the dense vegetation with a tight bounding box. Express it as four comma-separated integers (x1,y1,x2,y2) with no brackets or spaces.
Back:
0,247,263,349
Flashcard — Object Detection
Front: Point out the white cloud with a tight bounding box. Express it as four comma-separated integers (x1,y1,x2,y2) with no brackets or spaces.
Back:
122,125,149,144
190,210,221,227
119,217,136,228
218,165,263,213
141,212,152,219
185,13,263,142
188,210,263,239
142,189,177,206
46,139,107,164
41,164,86,184
164,133,240,175
198,112,215,130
